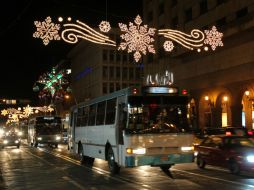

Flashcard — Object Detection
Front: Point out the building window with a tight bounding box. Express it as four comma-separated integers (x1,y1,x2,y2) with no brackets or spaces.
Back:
172,16,178,29
116,83,120,91
103,83,108,94
116,67,120,79
129,68,134,79
147,54,153,63
136,68,141,79
148,11,153,22
236,7,248,19
103,50,108,61
109,83,114,93
159,2,164,16
109,50,114,61
185,8,192,22
123,53,127,62
116,53,121,61
109,66,114,79
122,67,128,79
103,66,108,79
200,0,208,15
171,0,177,7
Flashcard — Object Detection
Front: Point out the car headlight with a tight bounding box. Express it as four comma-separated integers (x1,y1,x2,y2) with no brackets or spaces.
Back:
37,137,42,141
246,155,254,162
15,140,19,144
56,136,61,141
126,148,146,155
3,140,8,144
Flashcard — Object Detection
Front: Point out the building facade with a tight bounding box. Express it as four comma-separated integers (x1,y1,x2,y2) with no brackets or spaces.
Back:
67,29,144,103
143,0,254,130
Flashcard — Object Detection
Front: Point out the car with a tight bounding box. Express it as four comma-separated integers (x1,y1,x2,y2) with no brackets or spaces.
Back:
1,132,21,149
193,127,252,145
195,135,254,174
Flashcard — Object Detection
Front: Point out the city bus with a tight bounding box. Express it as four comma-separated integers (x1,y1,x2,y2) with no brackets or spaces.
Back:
28,116,62,148
68,85,194,174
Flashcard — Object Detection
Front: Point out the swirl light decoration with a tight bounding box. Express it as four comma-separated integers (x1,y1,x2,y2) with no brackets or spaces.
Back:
158,26,223,52
61,20,116,46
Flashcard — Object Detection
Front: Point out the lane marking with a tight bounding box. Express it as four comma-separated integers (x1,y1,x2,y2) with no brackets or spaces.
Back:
62,176,87,190
172,168,254,189
39,148,158,190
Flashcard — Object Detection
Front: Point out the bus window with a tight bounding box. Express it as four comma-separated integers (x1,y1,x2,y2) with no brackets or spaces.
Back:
126,96,191,134
105,98,116,125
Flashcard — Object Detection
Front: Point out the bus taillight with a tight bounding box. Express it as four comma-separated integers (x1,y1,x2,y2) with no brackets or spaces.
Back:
182,89,188,95
132,88,138,95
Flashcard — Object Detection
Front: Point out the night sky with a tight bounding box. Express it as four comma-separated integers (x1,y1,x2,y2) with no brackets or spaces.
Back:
0,0,142,100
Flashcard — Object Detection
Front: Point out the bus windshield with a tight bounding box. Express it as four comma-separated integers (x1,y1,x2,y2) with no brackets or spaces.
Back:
35,117,62,135
126,96,191,134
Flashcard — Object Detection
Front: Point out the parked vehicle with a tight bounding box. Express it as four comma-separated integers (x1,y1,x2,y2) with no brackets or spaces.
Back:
195,135,254,174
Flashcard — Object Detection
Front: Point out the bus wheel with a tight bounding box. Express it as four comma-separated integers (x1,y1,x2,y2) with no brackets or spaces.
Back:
160,165,171,172
107,147,120,174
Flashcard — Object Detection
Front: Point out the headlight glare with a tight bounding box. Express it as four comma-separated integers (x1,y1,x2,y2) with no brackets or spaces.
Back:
3,140,8,144
37,137,42,141
246,155,254,162
56,136,61,141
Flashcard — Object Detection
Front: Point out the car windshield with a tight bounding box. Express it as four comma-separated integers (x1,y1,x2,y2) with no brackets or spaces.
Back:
125,96,192,134
225,137,254,147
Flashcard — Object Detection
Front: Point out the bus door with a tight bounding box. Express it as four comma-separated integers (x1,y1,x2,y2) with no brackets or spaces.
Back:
69,109,78,152
116,95,127,165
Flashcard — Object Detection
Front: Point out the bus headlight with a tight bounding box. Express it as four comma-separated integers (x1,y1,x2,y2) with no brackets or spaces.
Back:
37,137,42,141
56,136,61,141
3,140,8,144
126,148,146,155
246,155,254,162
181,146,194,151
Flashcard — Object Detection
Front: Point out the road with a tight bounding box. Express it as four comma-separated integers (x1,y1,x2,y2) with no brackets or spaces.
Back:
1,142,254,190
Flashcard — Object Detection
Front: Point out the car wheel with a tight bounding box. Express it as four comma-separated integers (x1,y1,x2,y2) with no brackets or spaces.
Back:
197,156,206,169
229,161,240,175
107,146,120,174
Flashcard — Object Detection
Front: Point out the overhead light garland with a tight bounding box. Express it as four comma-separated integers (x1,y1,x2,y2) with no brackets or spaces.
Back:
33,67,71,101
1,105,54,124
33,15,223,62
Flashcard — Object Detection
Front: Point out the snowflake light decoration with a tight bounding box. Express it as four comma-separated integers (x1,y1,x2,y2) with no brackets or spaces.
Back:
99,21,111,33
118,15,156,62
23,105,34,117
1,109,8,116
163,41,174,52
33,16,61,45
204,26,223,50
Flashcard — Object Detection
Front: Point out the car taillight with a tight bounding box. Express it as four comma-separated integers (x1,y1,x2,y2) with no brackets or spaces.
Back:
226,131,232,136
248,131,253,135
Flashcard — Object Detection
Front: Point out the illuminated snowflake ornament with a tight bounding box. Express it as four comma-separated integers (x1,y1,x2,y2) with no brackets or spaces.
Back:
23,105,34,117
163,41,174,52
204,26,223,50
33,16,61,45
99,21,111,33
1,109,8,116
118,15,156,62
